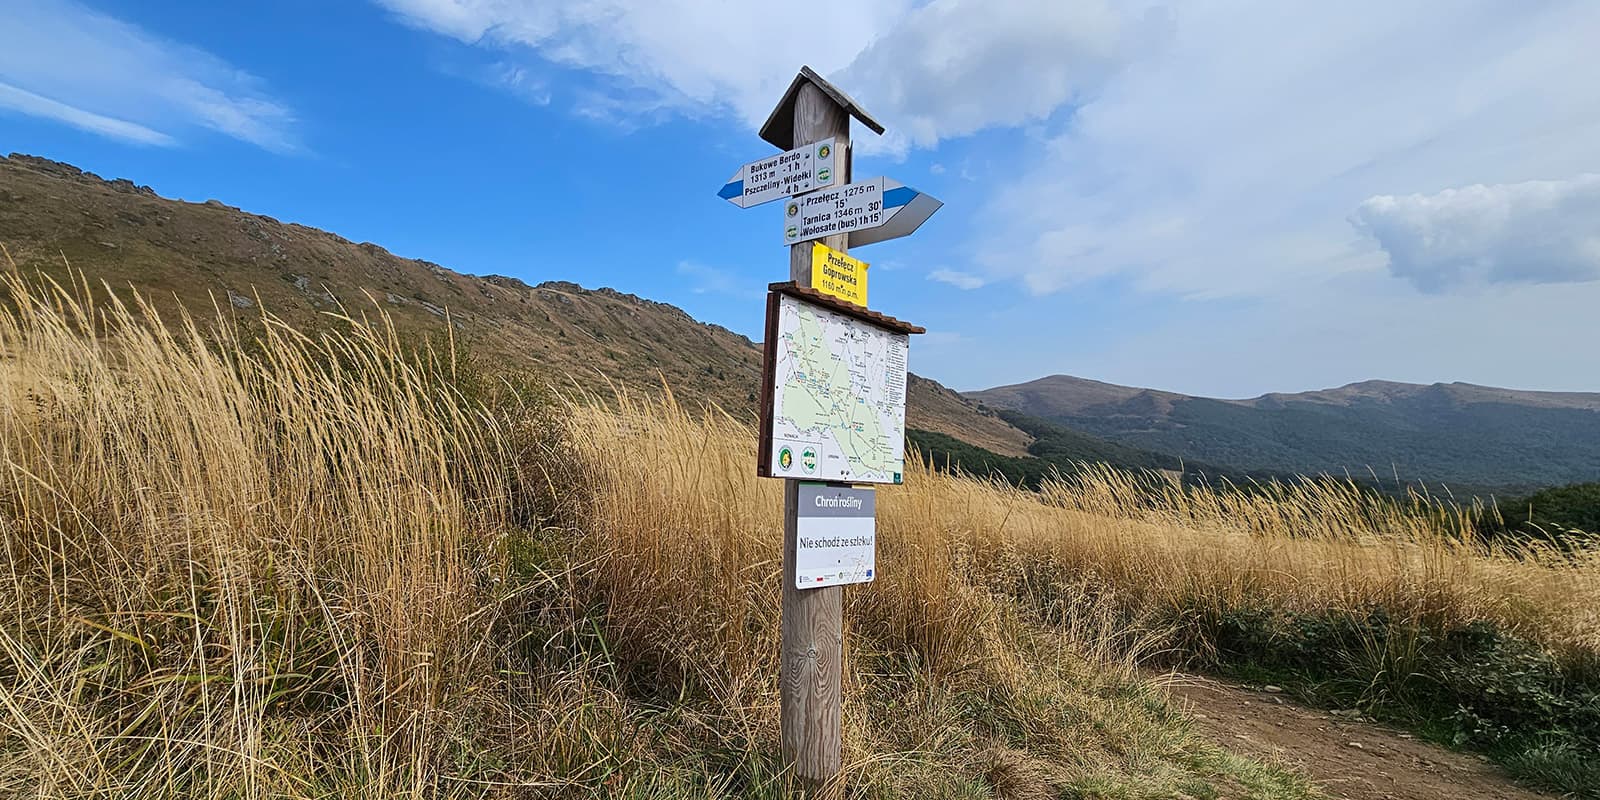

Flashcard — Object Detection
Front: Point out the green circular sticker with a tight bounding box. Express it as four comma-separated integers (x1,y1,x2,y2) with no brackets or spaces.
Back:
818,144,831,159
778,447,793,470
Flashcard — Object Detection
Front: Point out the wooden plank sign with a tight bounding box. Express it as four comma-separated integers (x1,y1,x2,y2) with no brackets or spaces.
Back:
718,137,838,208
781,177,942,247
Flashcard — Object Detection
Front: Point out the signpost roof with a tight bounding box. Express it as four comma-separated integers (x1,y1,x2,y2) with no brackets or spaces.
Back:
768,281,925,335
759,66,886,150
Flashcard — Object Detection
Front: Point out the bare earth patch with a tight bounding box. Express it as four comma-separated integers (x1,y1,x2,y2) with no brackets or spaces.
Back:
1158,673,1552,800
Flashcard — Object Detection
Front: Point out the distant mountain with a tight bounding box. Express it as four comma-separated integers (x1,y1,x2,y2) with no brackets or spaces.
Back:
0,153,1030,456
906,374,1031,456
968,375,1600,492
908,406,1274,493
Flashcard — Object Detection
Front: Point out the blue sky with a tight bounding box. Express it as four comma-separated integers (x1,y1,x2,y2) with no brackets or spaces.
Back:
3,0,1599,397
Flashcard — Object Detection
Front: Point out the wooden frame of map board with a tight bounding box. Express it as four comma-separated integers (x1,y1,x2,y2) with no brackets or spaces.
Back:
757,281,924,481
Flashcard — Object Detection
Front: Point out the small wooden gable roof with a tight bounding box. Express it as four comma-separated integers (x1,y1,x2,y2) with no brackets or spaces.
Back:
769,281,925,335
759,66,886,150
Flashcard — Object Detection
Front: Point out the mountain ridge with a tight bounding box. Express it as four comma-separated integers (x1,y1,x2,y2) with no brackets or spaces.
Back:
977,374,1600,412
969,375,1600,491
0,152,1032,458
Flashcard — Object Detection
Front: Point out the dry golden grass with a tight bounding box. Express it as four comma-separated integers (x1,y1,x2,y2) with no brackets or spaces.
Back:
570,397,1600,700
1,271,522,797
2,268,1596,798
1031,465,1600,661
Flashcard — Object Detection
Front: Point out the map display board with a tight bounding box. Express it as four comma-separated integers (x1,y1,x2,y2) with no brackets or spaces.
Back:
760,291,909,484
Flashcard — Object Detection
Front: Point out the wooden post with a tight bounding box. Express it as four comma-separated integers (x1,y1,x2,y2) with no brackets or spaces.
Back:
781,79,850,791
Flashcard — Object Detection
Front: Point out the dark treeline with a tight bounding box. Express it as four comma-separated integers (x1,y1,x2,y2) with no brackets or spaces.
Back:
909,417,1600,550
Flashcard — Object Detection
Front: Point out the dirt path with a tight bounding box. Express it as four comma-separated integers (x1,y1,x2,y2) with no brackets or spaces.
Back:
1156,672,1551,800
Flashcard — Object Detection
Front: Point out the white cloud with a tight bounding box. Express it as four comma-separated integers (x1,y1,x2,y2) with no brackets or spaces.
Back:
928,268,986,290
374,0,1134,150
839,0,1155,154
1352,175,1600,292
376,0,913,131
0,0,296,151
489,63,551,105
0,81,173,146
434,58,554,106
970,1,1600,299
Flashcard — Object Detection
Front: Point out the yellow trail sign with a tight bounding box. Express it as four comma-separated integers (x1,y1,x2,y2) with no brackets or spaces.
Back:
810,243,868,307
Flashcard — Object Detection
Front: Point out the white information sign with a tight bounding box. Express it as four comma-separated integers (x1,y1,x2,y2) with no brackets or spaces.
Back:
718,138,837,208
795,484,875,590
783,177,883,244
767,293,908,485
781,177,942,247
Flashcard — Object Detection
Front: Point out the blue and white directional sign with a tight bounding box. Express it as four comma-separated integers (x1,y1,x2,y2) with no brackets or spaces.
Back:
781,177,942,248
719,138,837,209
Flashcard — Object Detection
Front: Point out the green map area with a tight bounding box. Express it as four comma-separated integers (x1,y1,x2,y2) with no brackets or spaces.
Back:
769,295,907,484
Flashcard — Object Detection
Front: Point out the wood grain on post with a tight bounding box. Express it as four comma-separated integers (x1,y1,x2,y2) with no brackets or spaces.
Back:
781,79,850,790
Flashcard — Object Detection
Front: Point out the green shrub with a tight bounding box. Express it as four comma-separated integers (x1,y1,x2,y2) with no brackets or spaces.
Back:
1197,607,1600,796
1494,482,1600,537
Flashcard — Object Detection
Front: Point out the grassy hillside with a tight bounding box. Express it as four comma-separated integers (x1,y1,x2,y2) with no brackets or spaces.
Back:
906,374,1032,457
971,375,1600,492
0,152,1031,458
5,272,1599,797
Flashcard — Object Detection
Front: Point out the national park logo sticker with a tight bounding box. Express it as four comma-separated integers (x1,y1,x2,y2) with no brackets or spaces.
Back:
778,446,794,471
817,143,831,159
801,447,817,474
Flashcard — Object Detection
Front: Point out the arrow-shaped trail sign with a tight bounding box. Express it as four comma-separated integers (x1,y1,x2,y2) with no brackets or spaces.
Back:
719,137,838,208
781,177,942,248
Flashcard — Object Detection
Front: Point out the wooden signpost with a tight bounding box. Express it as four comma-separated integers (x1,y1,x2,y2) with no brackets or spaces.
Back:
720,65,939,793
